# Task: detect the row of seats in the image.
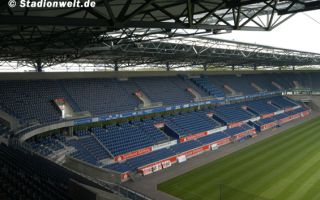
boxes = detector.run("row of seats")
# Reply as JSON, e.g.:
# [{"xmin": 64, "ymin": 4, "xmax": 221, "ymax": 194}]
[
  {"xmin": 191, "ymin": 77, "xmax": 225, "ymax": 97},
  {"xmin": 0, "ymin": 73, "xmax": 313, "ymax": 125},
  {"xmin": 165, "ymin": 111, "xmax": 221, "ymax": 136},
  {"xmin": 73, "ymin": 129, "xmax": 91, "ymax": 137},
  {"xmin": 60, "ymin": 79, "xmax": 140, "ymax": 116},
  {"xmin": 104, "ymin": 97, "xmax": 305, "ymax": 172},
  {"xmin": 0, "ymin": 144, "xmax": 109, "ymax": 200},
  {"xmin": 253, "ymin": 107, "xmax": 307, "ymax": 126},
  {"xmin": 92, "ymin": 121, "xmax": 168, "ymax": 156},
  {"xmin": 245, "ymin": 99, "xmax": 279, "ymax": 115},
  {"xmin": 104, "ymin": 106, "xmax": 307, "ymax": 174},
  {"xmin": 0, "ymin": 76, "xmax": 204, "ymax": 125},
  {"xmin": 224, "ymin": 124, "xmax": 253, "ymax": 136},
  {"xmin": 26, "ymin": 96, "xmax": 303, "ymax": 176},
  {"xmin": 28, "ymin": 96, "xmax": 299, "ymax": 160},
  {"xmin": 68, "ymin": 135, "xmax": 112, "ymax": 165},
  {"xmin": 0, "ymin": 80, "xmax": 63, "ymax": 124},
  {"xmin": 270, "ymin": 96, "xmax": 297, "ymax": 109},
  {"xmin": 31, "ymin": 97, "xmax": 296, "ymax": 162},
  {"xmin": 133, "ymin": 77, "xmax": 197, "ymax": 105},
  {"xmin": 212, "ymin": 104, "xmax": 254, "ymax": 124},
  {"xmin": 28, "ymin": 134, "xmax": 66, "ymax": 156},
  {"xmin": 104, "ymin": 124, "xmax": 255, "ymax": 173},
  {"xmin": 209, "ymin": 75, "xmax": 259, "ymax": 95},
  {"xmin": 205, "ymin": 96, "xmax": 297, "ymax": 124}
]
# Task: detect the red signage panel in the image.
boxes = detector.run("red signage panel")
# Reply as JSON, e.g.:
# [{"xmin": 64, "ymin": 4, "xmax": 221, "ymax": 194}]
[
  {"xmin": 114, "ymin": 146, "xmax": 152, "ymax": 161},
  {"xmin": 179, "ymin": 131, "xmax": 208, "ymax": 143}
]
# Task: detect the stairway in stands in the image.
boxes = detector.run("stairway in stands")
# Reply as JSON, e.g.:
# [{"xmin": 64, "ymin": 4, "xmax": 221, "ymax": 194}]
[
  {"xmin": 56, "ymin": 81, "xmax": 82, "ymax": 112},
  {"xmin": 191, "ymin": 76, "xmax": 225, "ymax": 98}
]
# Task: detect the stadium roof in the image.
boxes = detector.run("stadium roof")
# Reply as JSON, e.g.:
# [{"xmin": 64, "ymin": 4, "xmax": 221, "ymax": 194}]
[{"xmin": 1, "ymin": 0, "xmax": 320, "ymax": 71}]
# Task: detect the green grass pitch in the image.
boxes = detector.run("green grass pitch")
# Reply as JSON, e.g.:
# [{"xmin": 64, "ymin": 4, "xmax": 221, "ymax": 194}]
[{"xmin": 158, "ymin": 117, "xmax": 320, "ymax": 200}]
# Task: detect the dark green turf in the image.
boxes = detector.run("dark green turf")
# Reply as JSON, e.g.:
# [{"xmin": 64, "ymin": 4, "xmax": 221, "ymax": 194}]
[{"xmin": 158, "ymin": 117, "xmax": 320, "ymax": 200}]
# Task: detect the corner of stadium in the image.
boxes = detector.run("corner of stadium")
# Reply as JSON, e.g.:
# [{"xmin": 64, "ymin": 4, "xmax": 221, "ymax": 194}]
[{"xmin": 1, "ymin": 1, "xmax": 320, "ymax": 200}]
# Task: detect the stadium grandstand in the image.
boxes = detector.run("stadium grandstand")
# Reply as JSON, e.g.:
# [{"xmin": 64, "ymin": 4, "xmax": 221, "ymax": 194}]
[{"xmin": 1, "ymin": 1, "xmax": 320, "ymax": 200}]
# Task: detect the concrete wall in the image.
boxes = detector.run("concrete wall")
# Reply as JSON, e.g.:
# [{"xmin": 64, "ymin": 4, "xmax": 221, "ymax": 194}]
[
  {"xmin": 69, "ymin": 180, "xmax": 127, "ymax": 200},
  {"xmin": 64, "ymin": 156, "xmax": 122, "ymax": 184},
  {"xmin": 0, "ymin": 110, "xmax": 20, "ymax": 131},
  {"xmin": 19, "ymin": 120, "xmax": 75, "ymax": 142}
]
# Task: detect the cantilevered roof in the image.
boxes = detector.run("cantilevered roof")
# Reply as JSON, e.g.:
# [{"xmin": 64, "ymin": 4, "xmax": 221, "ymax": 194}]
[{"xmin": 1, "ymin": 0, "xmax": 320, "ymax": 69}]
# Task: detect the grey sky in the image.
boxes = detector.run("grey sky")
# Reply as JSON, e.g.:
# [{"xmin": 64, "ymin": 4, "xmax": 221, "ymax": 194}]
[{"xmin": 213, "ymin": 10, "xmax": 320, "ymax": 53}]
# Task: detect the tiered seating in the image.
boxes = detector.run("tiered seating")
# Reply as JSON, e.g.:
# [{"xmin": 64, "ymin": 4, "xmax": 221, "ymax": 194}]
[
  {"xmin": 29, "ymin": 143, "xmax": 53, "ymax": 156},
  {"xmin": 175, "ymin": 76, "xmax": 208, "ymax": 97},
  {"xmin": 241, "ymin": 74, "xmax": 278, "ymax": 92},
  {"xmin": 92, "ymin": 124, "xmax": 155, "ymax": 156},
  {"xmin": 286, "ymin": 107, "xmax": 307, "ymax": 115},
  {"xmin": 224, "ymin": 124, "xmax": 253, "ymax": 137},
  {"xmin": 0, "ymin": 144, "xmax": 106, "ymax": 200},
  {"xmin": 253, "ymin": 107, "xmax": 308, "ymax": 127},
  {"xmin": 197, "ymin": 132, "xmax": 229, "ymax": 145},
  {"xmin": 0, "ymin": 74, "xmax": 317, "ymax": 126},
  {"xmin": 0, "ymin": 80, "xmax": 63, "ymax": 124},
  {"xmin": 56, "ymin": 80, "xmax": 82, "ymax": 112},
  {"xmin": 133, "ymin": 77, "xmax": 195, "ymax": 105},
  {"xmin": 191, "ymin": 77, "xmax": 225, "ymax": 97},
  {"xmin": 60, "ymin": 78, "xmax": 139, "ymax": 116},
  {"xmin": 170, "ymin": 140, "xmax": 202, "ymax": 154},
  {"xmin": 68, "ymin": 135, "xmax": 111, "ymax": 165},
  {"xmin": 68, "ymin": 140, "xmax": 100, "ymax": 165},
  {"xmin": 212, "ymin": 104, "xmax": 254, "ymax": 124},
  {"xmin": 270, "ymin": 96, "xmax": 297, "ymax": 109},
  {"xmin": 165, "ymin": 112, "xmax": 220, "ymax": 136},
  {"xmin": 29, "ymin": 134, "xmax": 66, "ymax": 156},
  {"xmin": 246, "ymin": 99, "xmax": 279, "ymax": 115},
  {"xmin": 272, "ymin": 113, "xmax": 289, "ymax": 120},
  {"xmin": 104, "ymin": 131, "xmax": 232, "ymax": 173},
  {"xmin": 0, "ymin": 145, "xmax": 71, "ymax": 200},
  {"xmin": 104, "ymin": 119, "xmax": 292, "ymax": 173},
  {"xmin": 103, "ymin": 141, "xmax": 202, "ymax": 173},
  {"xmin": 209, "ymin": 75, "xmax": 256, "ymax": 95},
  {"xmin": 254, "ymin": 117, "xmax": 277, "ymax": 126},
  {"xmin": 132, "ymin": 121, "xmax": 168, "ymax": 143},
  {"xmin": 74, "ymin": 129, "xmax": 90, "ymax": 137},
  {"xmin": 272, "ymin": 74, "xmax": 294, "ymax": 89},
  {"xmin": 126, "ymin": 148, "xmax": 175, "ymax": 169}
]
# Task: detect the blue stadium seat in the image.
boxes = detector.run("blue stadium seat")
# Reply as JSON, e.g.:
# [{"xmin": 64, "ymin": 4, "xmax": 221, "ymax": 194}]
[
  {"xmin": 197, "ymin": 132, "xmax": 229, "ymax": 145},
  {"xmin": 212, "ymin": 104, "xmax": 254, "ymax": 124},
  {"xmin": 246, "ymin": 99, "xmax": 279, "ymax": 115},
  {"xmin": 270, "ymin": 96, "xmax": 297, "ymax": 109},
  {"xmin": 133, "ymin": 76, "xmax": 196, "ymax": 105},
  {"xmin": 191, "ymin": 77, "xmax": 225, "ymax": 98},
  {"xmin": 0, "ymin": 144, "xmax": 105, "ymax": 200},
  {"xmin": 165, "ymin": 111, "xmax": 221, "ymax": 136},
  {"xmin": 92, "ymin": 122, "xmax": 167, "ymax": 156}
]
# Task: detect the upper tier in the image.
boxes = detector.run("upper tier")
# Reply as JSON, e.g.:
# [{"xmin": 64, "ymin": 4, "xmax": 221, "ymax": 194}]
[{"xmin": 0, "ymin": 72, "xmax": 317, "ymax": 125}]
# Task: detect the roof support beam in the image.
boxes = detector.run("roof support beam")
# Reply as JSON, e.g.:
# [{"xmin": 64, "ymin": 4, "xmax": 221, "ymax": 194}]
[
  {"xmin": 187, "ymin": 0, "xmax": 194, "ymax": 27},
  {"xmin": 0, "ymin": 16, "xmax": 267, "ymax": 31},
  {"xmin": 122, "ymin": 0, "xmax": 154, "ymax": 23},
  {"xmin": 34, "ymin": 59, "xmax": 43, "ymax": 72}
]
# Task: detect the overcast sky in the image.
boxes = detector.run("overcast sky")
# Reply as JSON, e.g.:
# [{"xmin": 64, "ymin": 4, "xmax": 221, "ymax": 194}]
[{"xmin": 212, "ymin": 10, "xmax": 320, "ymax": 53}]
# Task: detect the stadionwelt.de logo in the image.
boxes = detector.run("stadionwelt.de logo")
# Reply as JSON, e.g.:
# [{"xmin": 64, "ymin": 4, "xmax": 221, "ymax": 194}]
[{"xmin": 8, "ymin": 0, "xmax": 96, "ymax": 8}]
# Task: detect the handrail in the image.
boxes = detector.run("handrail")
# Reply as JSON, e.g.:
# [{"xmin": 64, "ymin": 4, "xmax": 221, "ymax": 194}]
[{"xmin": 15, "ymin": 91, "xmax": 282, "ymax": 142}]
